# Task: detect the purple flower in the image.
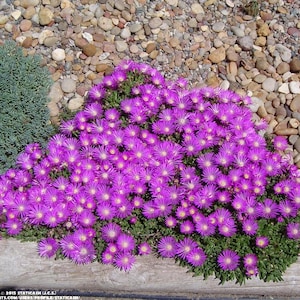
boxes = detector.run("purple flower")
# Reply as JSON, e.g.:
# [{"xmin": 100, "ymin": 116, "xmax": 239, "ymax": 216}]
[
  {"xmin": 69, "ymin": 242, "xmax": 96, "ymax": 264},
  {"xmin": 88, "ymin": 85, "xmax": 106, "ymax": 102},
  {"xmin": 116, "ymin": 233, "xmax": 135, "ymax": 252},
  {"xmin": 102, "ymin": 250, "xmax": 114, "ymax": 265},
  {"xmin": 38, "ymin": 238, "xmax": 59, "ymax": 258},
  {"xmin": 176, "ymin": 238, "xmax": 198, "ymax": 259},
  {"xmin": 218, "ymin": 249, "xmax": 240, "ymax": 271},
  {"xmin": 256, "ymin": 236, "xmax": 269, "ymax": 248},
  {"xmin": 195, "ymin": 217, "xmax": 216, "ymax": 237},
  {"xmin": 180, "ymin": 220, "xmax": 195, "ymax": 235},
  {"xmin": 287, "ymin": 223, "xmax": 300, "ymax": 240},
  {"xmin": 278, "ymin": 200, "xmax": 297, "ymax": 218},
  {"xmin": 73, "ymin": 228, "xmax": 95, "ymax": 244},
  {"xmin": 114, "ymin": 252, "xmax": 135, "ymax": 272},
  {"xmin": 246, "ymin": 266, "xmax": 259, "ymax": 277},
  {"xmin": 138, "ymin": 242, "xmax": 152, "ymax": 255},
  {"xmin": 101, "ymin": 223, "xmax": 121, "ymax": 242},
  {"xmin": 5, "ymin": 219, "xmax": 23, "ymax": 235},
  {"xmin": 157, "ymin": 236, "xmax": 177, "ymax": 258},
  {"xmin": 257, "ymin": 198, "xmax": 278, "ymax": 219},
  {"xmin": 165, "ymin": 216, "xmax": 177, "ymax": 228},
  {"xmin": 242, "ymin": 219, "xmax": 258, "ymax": 236},
  {"xmin": 273, "ymin": 136, "xmax": 288, "ymax": 151},
  {"xmin": 243, "ymin": 253, "xmax": 258, "ymax": 268},
  {"xmin": 27, "ymin": 204, "xmax": 46, "ymax": 225},
  {"xmin": 186, "ymin": 248, "xmax": 207, "ymax": 267},
  {"xmin": 77, "ymin": 209, "xmax": 96, "ymax": 227},
  {"xmin": 219, "ymin": 219, "xmax": 237, "ymax": 237},
  {"xmin": 96, "ymin": 202, "xmax": 116, "ymax": 221}
]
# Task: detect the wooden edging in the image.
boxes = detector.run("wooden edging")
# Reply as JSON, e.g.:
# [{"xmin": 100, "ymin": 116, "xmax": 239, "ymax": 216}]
[{"xmin": 0, "ymin": 239, "xmax": 300, "ymax": 298}]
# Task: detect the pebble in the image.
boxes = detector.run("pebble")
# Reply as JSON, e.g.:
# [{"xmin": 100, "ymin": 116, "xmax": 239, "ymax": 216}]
[
  {"xmin": 208, "ymin": 47, "xmax": 226, "ymax": 63},
  {"xmin": 238, "ymin": 36, "xmax": 253, "ymax": 51},
  {"xmin": 20, "ymin": 0, "xmax": 39, "ymax": 8},
  {"xmin": 290, "ymin": 96, "xmax": 300, "ymax": 112},
  {"xmin": 48, "ymin": 82, "xmax": 64, "ymax": 104},
  {"xmin": 212, "ymin": 22, "xmax": 225, "ymax": 33},
  {"xmin": 191, "ymin": 3, "xmax": 204, "ymax": 14},
  {"xmin": 278, "ymin": 83, "xmax": 290, "ymax": 94},
  {"xmin": 275, "ymin": 44, "xmax": 292, "ymax": 62},
  {"xmin": 149, "ymin": 17, "xmax": 163, "ymax": 29},
  {"xmin": 294, "ymin": 138, "xmax": 300, "ymax": 153},
  {"xmin": 61, "ymin": 78, "xmax": 76, "ymax": 93},
  {"xmin": 262, "ymin": 78, "xmax": 277, "ymax": 92},
  {"xmin": 98, "ymin": 17, "xmax": 113, "ymax": 31},
  {"xmin": 290, "ymin": 57, "xmax": 300, "ymax": 73},
  {"xmin": 38, "ymin": 7, "xmax": 54, "ymax": 26},
  {"xmin": 68, "ymin": 96, "xmax": 85, "ymax": 111},
  {"xmin": 19, "ymin": 19, "xmax": 32, "ymax": 31},
  {"xmin": 82, "ymin": 44, "xmax": 97, "ymax": 57},
  {"xmin": 115, "ymin": 40, "xmax": 128, "ymax": 52},
  {"xmin": 289, "ymin": 82, "xmax": 300, "ymax": 94},
  {"xmin": 52, "ymin": 48, "xmax": 66, "ymax": 61}
]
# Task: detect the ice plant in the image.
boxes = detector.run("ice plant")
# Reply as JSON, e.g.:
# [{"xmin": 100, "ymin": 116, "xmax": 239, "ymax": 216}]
[{"xmin": 0, "ymin": 60, "xmax": 299, "ymax": 284}]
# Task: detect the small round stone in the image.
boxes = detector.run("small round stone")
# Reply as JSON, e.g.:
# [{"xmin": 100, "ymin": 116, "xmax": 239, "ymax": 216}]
[
  {"xmin": 61, "ymin": 78, "xmax": 77, "ymax": 93},
  {"xmin": 68, "ymin": 96, "xmax": 84, "ymax": 111},
  {"xmin": 262, "ymin": 77, "xmax": 277, "ymax": 92},
  {"xmin": 52, "ymin": 48, "xmax": 66, "ymax": 61}
]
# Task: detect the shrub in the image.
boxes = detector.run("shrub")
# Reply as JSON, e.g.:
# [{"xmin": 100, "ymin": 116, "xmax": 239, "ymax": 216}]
[
  {"xmin": 0, "ymin": 40, "xmax": 54, "ymax": 174},
  {"xmin": 0, "ymin": 60, "xmax": 299, "ymax": 284}
]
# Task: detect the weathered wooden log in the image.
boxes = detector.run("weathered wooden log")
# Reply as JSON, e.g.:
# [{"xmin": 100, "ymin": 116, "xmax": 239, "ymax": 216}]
[{"xmin": 0, "ymin": 239, "xmax": 300, "ymax": 298}]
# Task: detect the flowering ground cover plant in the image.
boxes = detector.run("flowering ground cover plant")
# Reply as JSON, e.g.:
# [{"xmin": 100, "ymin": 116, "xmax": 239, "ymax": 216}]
[{"xmin": 0, "ymin": 60, "xmax": 300, "ymax": 284}]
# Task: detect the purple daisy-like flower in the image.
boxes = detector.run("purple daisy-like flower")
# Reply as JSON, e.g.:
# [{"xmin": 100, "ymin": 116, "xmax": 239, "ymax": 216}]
[
  {"xmin": 101, "ymin": 223, "xmax": 121, "ymax": 242},
  {"xmin": 186, "ymin": 248, "xmax": 207, "ymax": 267},
  {"xmin": 73, "ymin": 228, "xmax": 95, "ymax": 244},
  {"xmin": 138, "ymin": 242, "xmax": 152, "ymax": 255},
  {"xmin": 60, "ymin": 235, "xmax": 77, "ymax": 258},
  {"xmin": 116, "ymin": 233, "xmax": 135, "ymax": 252},
  {"xmin": 88, "ymin": 85, "xmax": 106, "ymax": 102},
  {"xmin": 175, "ymin": 206, "xmax": 188, "ymax": 220},
  {"xmin": 273, "ymin": 136, "xmax": 288, "ymax": 151},
  {"xmin": 165, "ymin": 216, "xmax": 177, "ymax": 228},
  {"xmin": 278, "ymin": 200, "xmax": 297, "ymax": 218},
  {"xmin": 180, "ymin": 220, "xmax": 195, "ymax": 235},
  {"xmin": 77, "ymin": 209, "xmax": 96, "ymax": 227},
  {"xmin": 176, "ymin": 238, "xmax": 198, "ymax": 259},
  {"xmin": 69, "ymin": 241, "xmax": 96, "ymax": 264},
  {"xmin": 114, "ymin": 252, "xmax": 136, "ymax": 272},
  {"xmin": 256, "ymin": 236, "xmax": 269, "ymax": 248},
  {"xmin": 242, "ymin": 219, "xmax": 258, "ymax": 236},
  {"xmin": 38, "ymin": 238, "xmax": 59, "ymax": 258},
  {"xmin": 195, "ymin": 217, "xmax": 216, "ymax": 237},
  {"xmin": 96, "ymin": 202, "xmax": 116, "ymax": 221},
  {"xmin": 27, "ymin": 204, "xmax": 46, "ymax": 225},
  {"xmin": 218, "ymin": 249, "xmax": 240, "ymax": 271},
  {"xmin": 44, "ymin": 210, "xmax": 59, "ymax": 228},
  {"xmin": 5, "ymin": 219, "xmax": 23, "ymax": 235},
  {"xmin": 115, "ymin": 200, "xmax": 133, "ymax": 219},
  {"xmin": 102, "ymin": 250, "xmax": 114, "ymax": 265},
  {"xmin": 246, "ymin": 266, "xmax": 259, "ymax": 277},
  {"xmin": 157, "ymin": 236, "xmax": 177, "ymax": 258},
  {"xmin": 287, "ymin": 223, "xmax": 300, "ymax": 239},
  {"xmin": 219, "ymin": 219, "xmax": 237, "ymax": 237},
  {"xmin": 257, "ymin": 198, "xmax": 278, "ymax": 219},
  {"xmin": 243, "ymin": 253, "xmax": 258, "ymax": 268}
]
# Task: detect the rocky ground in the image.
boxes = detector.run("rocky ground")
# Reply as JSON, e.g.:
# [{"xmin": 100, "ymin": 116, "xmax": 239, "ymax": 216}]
[{"xmin": 0, "ymin": 0, "xmax": 300, "ymax": 167}]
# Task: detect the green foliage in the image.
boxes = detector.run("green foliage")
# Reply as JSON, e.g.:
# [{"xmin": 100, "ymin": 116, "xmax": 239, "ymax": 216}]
[{"xmin": 0, "ymin": 40, "xmax": 54, "ymax": 174}]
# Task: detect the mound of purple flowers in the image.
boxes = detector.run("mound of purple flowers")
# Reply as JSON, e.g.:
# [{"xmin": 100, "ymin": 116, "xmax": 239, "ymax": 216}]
[{"xmin": 0, "ymin": 60, "xmax": 299, "ymax": 283}]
